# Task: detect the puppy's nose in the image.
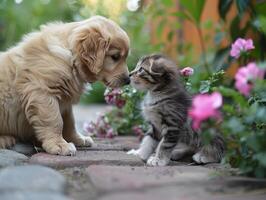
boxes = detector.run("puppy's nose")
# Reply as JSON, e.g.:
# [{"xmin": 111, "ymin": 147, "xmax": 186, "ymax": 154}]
[{"xmin": 123, "ymin": 76, "xmax": 130, "ymax": 85}]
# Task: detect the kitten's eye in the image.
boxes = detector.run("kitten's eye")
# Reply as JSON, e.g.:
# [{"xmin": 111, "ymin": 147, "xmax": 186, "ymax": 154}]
[
  {"xmin": 138, "ymin": 67, "xmax": 144, "ymax": 73},
  {"xmin": 111, "ymin": 54, "xmax": 121, "ymax": 62}
]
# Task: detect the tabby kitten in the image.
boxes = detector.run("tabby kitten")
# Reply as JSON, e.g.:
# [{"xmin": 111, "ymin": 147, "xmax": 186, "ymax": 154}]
[{"xmin": 127, "ymin": 54, "xmax": 225, "ymax": 166}]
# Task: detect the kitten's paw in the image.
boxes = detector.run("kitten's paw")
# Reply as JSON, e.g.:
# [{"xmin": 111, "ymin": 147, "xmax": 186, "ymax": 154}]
[
  {"xmin": 147, "ymin": 155, "xmax": 169, "ymax": 166},
  {"xmin": 192, "ymin": 152, "xmax": 216, "ymax": 164},
  {"xmin": 127, "ymin": 149, "xmax": 149, "ymax": 161},
  {"xmin": 127, "ymin": 149, "xmax": 138, "ymax": 155}
]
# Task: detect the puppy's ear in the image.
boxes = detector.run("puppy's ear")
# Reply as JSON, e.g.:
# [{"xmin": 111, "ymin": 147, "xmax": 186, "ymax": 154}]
[{"xmin": 74, "ymin": 28, "xmax": 110, "ymax": 74}]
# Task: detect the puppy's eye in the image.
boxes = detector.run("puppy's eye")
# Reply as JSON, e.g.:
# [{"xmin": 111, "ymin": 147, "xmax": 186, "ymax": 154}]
[{"xmin": 111, "ymin": 54, "xmax": 121, "ymax": 62}]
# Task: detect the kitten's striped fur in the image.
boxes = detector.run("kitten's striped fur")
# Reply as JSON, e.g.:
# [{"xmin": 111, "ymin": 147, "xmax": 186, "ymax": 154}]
[{"xmin": 127, "ymin": 54, "xmax": 225, "ymax": 166}]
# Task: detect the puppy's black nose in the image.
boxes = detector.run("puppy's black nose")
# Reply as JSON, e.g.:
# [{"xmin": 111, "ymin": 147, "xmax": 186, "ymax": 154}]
[{"xmin": 124, "ymin": 77, "xmax": 130, "ymax": 85}]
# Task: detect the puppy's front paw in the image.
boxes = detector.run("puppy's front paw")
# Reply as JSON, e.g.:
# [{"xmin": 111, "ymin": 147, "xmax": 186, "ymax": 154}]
[
  {"xmin": 147, "ymin": 155, "xmax": 169, "ymax": 167},
  {"xmin": 43, "ymin": 141, "xmax": 76, "ymax": 156},
  {"xmin": 76, "ymin": 135, "xmax": 94, "ymax": 147},
  {"xmin": 69, "ymin": 133, "xmax": 94, "ymax": 147}
]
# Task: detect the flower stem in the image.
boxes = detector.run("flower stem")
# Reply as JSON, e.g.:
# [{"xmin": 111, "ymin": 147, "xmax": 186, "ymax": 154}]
[{"xmin": 196, "ymin": 25, "xmax": 211, "ymax": 75}]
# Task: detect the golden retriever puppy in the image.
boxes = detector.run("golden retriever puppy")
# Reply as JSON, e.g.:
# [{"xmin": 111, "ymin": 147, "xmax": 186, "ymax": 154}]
[{"xmin": 0, "ymin": 16, "xmax": 130, "ymax": 155}]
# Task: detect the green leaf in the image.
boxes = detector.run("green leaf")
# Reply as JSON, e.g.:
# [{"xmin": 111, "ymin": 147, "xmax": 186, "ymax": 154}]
[
  {"xmin": 179, "ymin": 0, "xmax": 206, "ymax": 25},
  {"xmin": 253, "ymin": 16, "xmax": 266, "ymax": 34},
  {"xmin": 199, "ymin": 80, "xmax": 211, "ymax": 93},
  {"xmin": 254, "ymin": 1, "xmax": 266, "ymax": 17},
  {"xmin": 217, "ymin": 86, "xmax": 248, "ymax": 108},
  {"xmin": 156, "ymin": 19, "xmax": 166, "ymax": 38},
  {"xmin": 253, "ymin": 153, "xmax": 266, "ymax": 167},
  {"xmin": 167, "ymin": 31, "xmax": 174, "ymax": 41},
  {"xmin": 235, "ymin": 0, "xmax": 250, "ymax": 16},
  {"xmin": 227, "ymin": 117, "xmax": 245, "ymax": 134},
  {"xmin": 212, "ymin": 47, "xmax": 230, "ymax": 71},
  {"xmin": 214, "ymin": 31, "xmax": 226, "ymax": 45},
  {"xmin": 246, "ymin": 135, "xmax": 261, "ymax": 152},
  {"xmin": 202, "ymin": 19, "xmax": 213, "ymax": 29},
  {"xmin": 230, "ymin": 16, "xmax": 241, "ymax": 40},
  {"xmin": 162, "ymin": 0, "xmax": 173, "ymax": 7},
  {"xmin": 218, "ymin": 0, "xmax": 233, "ymax": 20}
]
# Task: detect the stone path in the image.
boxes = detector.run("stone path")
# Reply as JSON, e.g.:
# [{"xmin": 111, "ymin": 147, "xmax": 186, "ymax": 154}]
[{"xmin": 0, "ymin": 105, "xmax": 266, "ymax": 200}]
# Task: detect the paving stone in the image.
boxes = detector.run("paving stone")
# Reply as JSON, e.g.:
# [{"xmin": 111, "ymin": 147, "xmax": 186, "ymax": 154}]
[
  {"xmin": 11, "ymin": 143, "xmax": 37, "ymax": 156},
  {"xmin": 98, "ymin": 185, "xmax": 266, "ymax": 200},
  {"xmin": 78, "ymin": 136, "xmax": 139, "ymax": 151},
  {"xmin": 0, "ymin": 192, "xmax": 71, "ymax": 200},
  {"xmin": 0, "ymin": 149, "xmax": 28, "ymax": 168},
  {"xmin": 86, "ymin": 165, "xmax": 214, "ymax": 191},
  {"xmin": 0, "ymin": 165, "xmax": 66, "ymax": 193},
  {"xmin": 29, "ymin": 151, "xmax": 143, "ymax": 168}
]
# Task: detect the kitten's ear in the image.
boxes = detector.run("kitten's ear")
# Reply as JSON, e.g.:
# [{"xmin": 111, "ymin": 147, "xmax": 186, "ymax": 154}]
[
  {"xmin": 149, "ymin": 61, "xmax": 166, "ymax": 76},
  {"xmin": 151, "ymin": 62, "xmax": 179, "ymax": 80}
]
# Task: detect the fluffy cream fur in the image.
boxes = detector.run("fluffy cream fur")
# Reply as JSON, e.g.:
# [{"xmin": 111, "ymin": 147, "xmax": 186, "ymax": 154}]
[{"xmin": 0, "ymin": 16, "xmax": 130, "ymax": 155}]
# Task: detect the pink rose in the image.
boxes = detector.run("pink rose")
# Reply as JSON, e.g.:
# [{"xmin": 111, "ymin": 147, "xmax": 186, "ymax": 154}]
[
  {"xmin": 235, "ymin": 62, "xmax": 265, "ymax": 96},
  {"xmin": 180, "ymin": 67, "xmax": 194, "ymax": 77},
  {"xmin": 189, "ymin": 92, "xmax": 223, "ymax": 130},
  {"xmin": 104, "ymin": 88, "xmax": 126, "ymax": 108},
  {"xmin": 230, "ymin": 38, "xmax": 254, "ymax": 58},
  {"xmin": 106, "ymin": 128, "xmax": 115, "ymax": 138}
]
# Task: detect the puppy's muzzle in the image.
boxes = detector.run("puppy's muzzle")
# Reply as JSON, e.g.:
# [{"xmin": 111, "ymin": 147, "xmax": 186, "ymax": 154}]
[{"xmin": 122, "ymin": 76, "xmax": 130, "ymax": 85}]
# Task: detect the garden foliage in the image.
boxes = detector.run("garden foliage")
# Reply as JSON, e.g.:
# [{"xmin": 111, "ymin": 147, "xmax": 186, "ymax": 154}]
[{"xmin": 84, "ymin": 0, "xmax": 266, "ymax": 178}]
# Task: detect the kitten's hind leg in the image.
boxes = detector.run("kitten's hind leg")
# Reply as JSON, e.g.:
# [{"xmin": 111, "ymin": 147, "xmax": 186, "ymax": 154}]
[
  {"xmin": 192, "ymin": 135, "xmax": 225, "ymax": 164},
  {"xmin": 127, "ymin": 135, "xmax": 158, "ymax": 161},
  {"xmin": 171, "ymin": 144, "xmax": 194, "ymax": 161},
  {"xmin": 147, "ymin": 127, "xmax": 179, "ymax": 166}
]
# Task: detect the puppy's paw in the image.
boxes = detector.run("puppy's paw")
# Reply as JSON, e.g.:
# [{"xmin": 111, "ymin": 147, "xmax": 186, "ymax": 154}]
[
  {"xmin": 43, "ymin": 141, "xmax": 76, "ymax": 156},
  {"xmin": 192, "ymin": 152, "xmax": 215, "ymax": 164},
  {"xmin": 0, "ymin": 136, "xmax": 16, "ymax": 149},
  {"xmin": 68, "ymin": 133, "xmax": 94, "ymax": 147},
  {"xmin": 147, "ymin": 155, "xmax": 169, "ymax": 167},
  {"xmin": 74, "ymin": 135, "xmax": 94, "ymax": 147}
]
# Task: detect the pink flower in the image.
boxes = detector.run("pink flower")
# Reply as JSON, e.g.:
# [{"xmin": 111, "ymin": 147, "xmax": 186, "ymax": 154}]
[
  {"xmin": 104, "ymin": 88, "xmax": 126, "ymax": 108},
  {"xmin": 83, "ymin": 121, "xmax": 96, "ymax": 135},
  {"xmin": 189, "ymin": 92, "xmax": 223, "ymax": 130},
  {"xmin": 83, "ymin": 114, "xmax": 117, "ymax": 138},
  {"xmin": 235, "ymin": 62, "xmax": 265, "ymax": 96},
  {"xmin": 180, "ymin": 67, "xmax": 194, "ymax": 76},
  {"xmin": 106, "ymin": 128, "xmax": 116, "ymax": 138},
  {"xmin": 230, "ymin": 38, "xmax": 254, "ymax": 58}
]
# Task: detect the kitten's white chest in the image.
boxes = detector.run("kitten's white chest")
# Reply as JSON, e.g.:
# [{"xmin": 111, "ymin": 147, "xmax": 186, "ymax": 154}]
[{"xmin": 142, "ymin": 94, "xmax": 162, "ymax": 131}]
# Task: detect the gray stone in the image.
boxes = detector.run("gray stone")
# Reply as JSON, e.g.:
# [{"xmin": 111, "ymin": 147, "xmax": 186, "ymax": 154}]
[
  {"xmin": 0, "ymin": 149, "xmax": 28, "ymax": 168},
  {"xmin": 98, "ymin": 185, "xmax": 266, "ymax": 200},
  {"xmin": 29, "ymin": 151, "xmax": 143, "ymax": 168},
  {"xmin": 11, "ymin": 143, "xmax": 37, "ymax": 156},
  {"xmin": 0, "ymin": 165, "xmax": 66, "ymax": 193},
  {"xmin": 0, "ymin": 192, "xmax": 71, "ymax": 200},
  {"xmin": 86, "ymin": 165, "xmax": 214, "ymax": 191}
]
